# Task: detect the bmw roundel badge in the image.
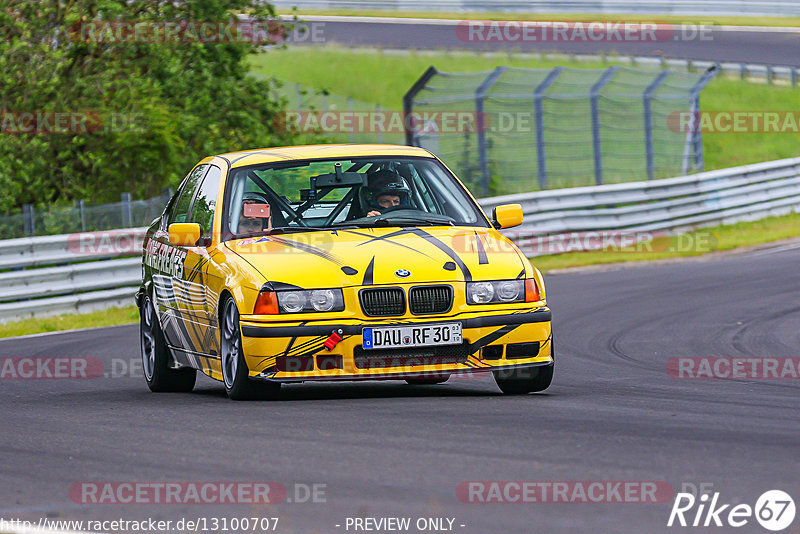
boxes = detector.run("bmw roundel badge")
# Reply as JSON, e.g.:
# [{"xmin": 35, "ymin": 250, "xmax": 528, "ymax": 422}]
[{"xmin": 395, "ymin": 269, "xmax": 411, "ymax": 278}]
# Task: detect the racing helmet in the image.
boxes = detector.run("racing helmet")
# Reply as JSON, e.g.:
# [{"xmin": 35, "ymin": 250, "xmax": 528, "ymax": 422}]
[{"xmin": 366, "ymin": 169, "xmax": 411, "ymax": 210}]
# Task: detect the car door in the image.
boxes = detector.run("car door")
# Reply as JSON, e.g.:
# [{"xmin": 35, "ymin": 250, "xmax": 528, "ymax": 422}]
[
  {"xmin": 182, "ymin": 164, "xmax": 222, "ymax": 364},
  {"xmin": 151, "ymin": 163, "xmax": 208, "ymax": 368}
]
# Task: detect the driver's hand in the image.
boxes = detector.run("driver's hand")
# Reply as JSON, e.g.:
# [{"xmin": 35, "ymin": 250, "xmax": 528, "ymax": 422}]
[{"xmin": 367, "ymin": 210, "xmax": 380, "ymax": 217}]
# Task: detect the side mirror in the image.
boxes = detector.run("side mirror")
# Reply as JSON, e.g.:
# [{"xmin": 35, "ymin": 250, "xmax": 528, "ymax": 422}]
[
  {"xmin": 168, "ymin": 223, "xmax": 202, "ymax": 247},
  {"xmin": 492, "ymin": 204, "xmax": 523, "ymax": 229}
]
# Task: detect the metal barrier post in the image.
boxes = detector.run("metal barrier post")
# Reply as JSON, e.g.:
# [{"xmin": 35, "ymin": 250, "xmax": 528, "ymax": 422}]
[
  {"xmin": 534, "ymin": 67, "xmax": 563, "ymax": 189},
  {"xmin": 684, "ymin": 65, "xmax": 719, "ymax": 173},
  {"xmin": 121, "ymin": 193, "xmax": 133, "ymax": 228},
  {"xmin": 348, "ymin": 97, "xmax": 355, "ymax": 143},
  {"xmin": 76, "ymin": 200, "xmax": 86, "ymax": 231},
  {"xmin": 295, "ymin": 83, "xmax": 302, "ymax": 110},
  {"xmin": 590, "ymin": 66, "xmax": 619, "ymax": 185},
  {"xmin": 23, "ymin": 204, "xmax": 35, "ymax": 236},
  {"xmin": 643, "ymin": 71, "xmax": 670, "ymax": 180},
  {"xmin": 403, "ymin": 66, "xmax": 439, "ymax": 146},
  {"xmin": 376, "ymin": 104, "xmax": 383, "ymax": 143},
  {"xmin": 475, "ymin": 66, "xmax": 507, "ymax": 197}
]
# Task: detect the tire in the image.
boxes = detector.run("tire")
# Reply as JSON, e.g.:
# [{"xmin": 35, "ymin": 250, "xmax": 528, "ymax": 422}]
[
  {"xmin": 405, "ymin": 376, "xmax": 450, "ymax": 385},
  {"xmin": 220, "ymin": 298, "xmax": 281, "ymax": 401},
  {"xmin": 493, "ymin": 364, "xmax": 553, "ymax": 395},
  {"xmin": 140, "ymin": 294, "xmax": 196, "ymax": 393}
]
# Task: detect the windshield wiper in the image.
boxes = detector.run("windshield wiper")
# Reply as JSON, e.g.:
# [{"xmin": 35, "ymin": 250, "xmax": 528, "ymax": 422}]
[
  {"xmin": 374, "ymin": 216, "xmax": 455, "ymax": 227},
  {"xmin": 267, "ymin": 227, "xmax": 326, "ymax": 235}
]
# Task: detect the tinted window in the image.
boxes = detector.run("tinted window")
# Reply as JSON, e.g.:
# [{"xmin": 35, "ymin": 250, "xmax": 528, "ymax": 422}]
[
  {"xmin": 169, "ymin": 164, "xmax": 207, "ymax": 225},
  {"xmin": 223, "ymin": 157, "xmax": 487, "ymax": 238},
  {"xmin": 189, "ymin": 165, "xmax": 221, "ymax": 237}
]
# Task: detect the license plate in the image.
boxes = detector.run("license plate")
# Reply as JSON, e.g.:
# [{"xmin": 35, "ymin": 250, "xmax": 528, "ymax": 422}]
[{"xmin": 362, "ymin": 323, "xmax": 462, "ymax": 350}]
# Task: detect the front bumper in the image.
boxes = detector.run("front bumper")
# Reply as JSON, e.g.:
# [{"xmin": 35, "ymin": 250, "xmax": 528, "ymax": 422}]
[{"xmin": 239, "ymin": 307, "xmax": 552, "ymax": 382}]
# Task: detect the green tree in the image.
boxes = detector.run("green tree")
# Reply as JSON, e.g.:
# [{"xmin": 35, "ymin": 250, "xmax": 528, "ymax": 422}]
[{"xmin": 0, "ymin": 0, "xmax": 306, "ymax": 212}]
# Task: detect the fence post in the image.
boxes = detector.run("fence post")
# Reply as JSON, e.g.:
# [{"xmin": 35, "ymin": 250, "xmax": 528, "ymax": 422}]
[
  {"xmin": 475, "ymin": 66, "xmax": 507, "ymax": 197},
  {"xmin": 590, "ymin": 66, "xmax": 619, "ymax": 186},
  {"xmin": 76, "ymin": 199, "xmax": 86, "ymax": 232},
  {"xmin": 766, "ymin": 65, "xmax": 774, "ymax": 85},
  {"xmin": 121, "ymin": 192, "xmax": 132, "ymax": 228},
  {"xmin": 23, "ymin": 204, "xmax": 35, "ymax": 236},
  {"xmin": 533, "ymin": 67, "xmax": 564, "ymax": 190},
  {"xmin": 295, "ymin": 83, "xmax": 302, "ymax": 111},
  {"xmin": 643, "ymin": 71, "xmax": 670, "ymax": 180},
  {"xmin": 376, "ymin": 104, "xmax": 383, "ymax": 143},
  {"xmin": 792, "ymin": 67, "xmax": 798, "ymax": 87},
  {"xmin": 683, "ymin": 65, "xmax": 719, "ymax": 174},
  {"xmin": 403, "ymin": 66, "xmax": 438, "ymax": 146},
  {"xmin": 348, "ymin": 97, "xmax": 355, "ymax": 143}
]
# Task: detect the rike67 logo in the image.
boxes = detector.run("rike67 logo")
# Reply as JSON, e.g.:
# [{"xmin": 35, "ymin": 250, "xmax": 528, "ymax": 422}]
[{"xmin": 668, "ymin": 489, "xmax": 795, "ymax": 531}]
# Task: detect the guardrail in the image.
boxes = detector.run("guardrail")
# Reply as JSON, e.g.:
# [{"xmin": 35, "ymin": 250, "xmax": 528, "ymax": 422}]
[
  {"xmin": 2, "ymin": 157, "xmax": 800, "ymax": 322},
  {"xmin": 479, "ymin": 157, "xmax": 800, "ymax": 256},
  {"xmin": 0, "ymin": 228, "xmax": 146, "ymax": 322},
  {"xmin": 273, "ymin": 0, "xmax": 800, "ymax": 17}
]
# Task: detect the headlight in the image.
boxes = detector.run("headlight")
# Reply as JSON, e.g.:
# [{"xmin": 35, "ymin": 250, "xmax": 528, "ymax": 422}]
[
  {"xmin": 467, "ymin": 280, "xmax": 529, "ymax": 305},
  {"xmin": 273, "ymin": 288, "xmax": 344, "ymax": 314},
  {"xmin": 467, "ymin": 282, "xmax": 495, "ymax": 304},
  {"xmin": 278, "ymin": 291, "xmax": 306, "ymax": 313},
  {"xmin": 310, "ymin": 289, "xmax": 337, "ymax": 312}
]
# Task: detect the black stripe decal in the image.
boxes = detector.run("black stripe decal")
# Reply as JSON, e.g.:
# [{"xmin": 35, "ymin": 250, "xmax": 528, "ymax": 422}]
[
  {"xmin": 475, "ymin": 231, "xmax": 489, "ymax": 265},
  {"xmin": 517, "ymin": 268, "xmax": 526, "ymax": 279},
  {"xmin": 408, "ymin": 228, "xmax": 472, "ymax": 281},
  {"xmin": 268, "ymin": 236, "xmax": 345, "ymax": 267},
  {"xmin": 362, "ymin": 256, "xmax": 376, "ymax": 286},
  {"xmin": 350, "ymin": 229, "xmax": 435, "ymax": 258},
  {"xmin": 468, "ymin": 324, "xmax": 520, "ymax": 354}
]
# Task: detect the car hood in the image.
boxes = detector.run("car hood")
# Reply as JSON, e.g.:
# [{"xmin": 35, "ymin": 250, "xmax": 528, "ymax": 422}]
[{"xmin": 226, "ymin": 226, "xmax": 526, "ymax": 288}]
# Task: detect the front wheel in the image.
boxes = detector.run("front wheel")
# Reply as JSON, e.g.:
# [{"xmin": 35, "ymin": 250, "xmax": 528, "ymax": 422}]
[
  {"xmin": 493, "ymin": 364, "xmax": 553, "ymax": 395},
  {"xmin": 140, "ymin": 295, "xmax": 196, "ymax": 393},
  {"xmin": 220, "ymin": 298, "xmax": 280, "ymax": 401}
]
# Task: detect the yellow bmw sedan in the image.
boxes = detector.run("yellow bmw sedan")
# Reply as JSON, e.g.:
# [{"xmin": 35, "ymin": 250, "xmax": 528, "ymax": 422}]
[{"xmin": 136, "ymin": 144, "xmax": 553, "ymax": 400}]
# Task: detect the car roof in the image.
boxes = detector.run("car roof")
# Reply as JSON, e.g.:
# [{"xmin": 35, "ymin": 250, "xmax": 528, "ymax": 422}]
[{"xmin": 217, "ymin": 144, "xmax": 435, "ymax": 169}]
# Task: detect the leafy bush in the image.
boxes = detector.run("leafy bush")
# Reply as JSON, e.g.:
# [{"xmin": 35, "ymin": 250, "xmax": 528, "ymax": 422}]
[{"xmin": 0, "ymin": 0, "xmax": 311, "ymax": 212}]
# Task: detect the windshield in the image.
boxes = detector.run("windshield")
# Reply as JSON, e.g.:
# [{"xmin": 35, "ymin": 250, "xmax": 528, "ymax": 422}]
[{"xmin": 223, "ymin": 157, "xmax": 488, "ymax": 238}]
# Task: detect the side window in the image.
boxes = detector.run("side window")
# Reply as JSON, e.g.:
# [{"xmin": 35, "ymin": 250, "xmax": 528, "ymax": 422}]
[
  {"xmin": 169, "ymin": 164, "xmax": 208, "ymax": 225},
  {"xmin": 189, "ymin": 165, "xmax": 221, "ymax": 238}
]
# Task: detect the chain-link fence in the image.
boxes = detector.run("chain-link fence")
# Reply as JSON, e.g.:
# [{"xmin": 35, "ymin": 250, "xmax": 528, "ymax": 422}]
[
  {"xmin": 0, "ymin": 193, "xmax": 170, "ymax": 238},
  {"xmin": 404, "ymin": 65, "xmax": 716, "ymax": 196},
  {"xmin": 279, "ymin": 82, "xmax": 406, "ymax": 145}
]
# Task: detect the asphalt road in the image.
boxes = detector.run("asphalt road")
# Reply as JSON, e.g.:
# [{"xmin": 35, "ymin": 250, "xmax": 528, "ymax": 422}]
[
  {"xmin": 293, "ymin": 17, "xmax": 800, "ymax": 66},
  {"xmin": 1, "ymin": 245, "xmax": 799, "ymax": 533}
]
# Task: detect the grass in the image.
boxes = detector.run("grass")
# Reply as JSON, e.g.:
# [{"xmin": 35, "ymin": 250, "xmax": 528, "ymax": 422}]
[
  {"xmin": 250, "ymin": 46, "xmax": 800, "ymax": 176},
  {"xmin": 280, "ymin": 9, "xmax": 800, "ymax": 27},
  {"xmin": 0, "ymin": 305, "xmax": 139, "ymax": 339},
  {"xmin": 531, "ymin": 211, "xmax": 800, "ymax": 273}
]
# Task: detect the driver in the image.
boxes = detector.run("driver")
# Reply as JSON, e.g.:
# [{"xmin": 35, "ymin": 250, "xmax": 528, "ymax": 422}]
[
  {"xmin": 365, "ymin": 169, "xmax": 410, "ymax": 217},
  {"xmin": 367, "ymin": 192, "xmax": 401, "ymax": 217},
  {"xmin": 238, "ymin": 194, "xmax": 272, "ymax": 234}
]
